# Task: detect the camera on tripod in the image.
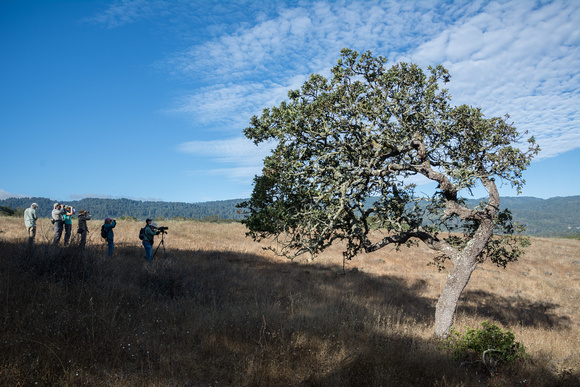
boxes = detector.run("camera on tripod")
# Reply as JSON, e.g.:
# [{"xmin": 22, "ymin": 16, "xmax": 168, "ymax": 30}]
[{"xmin": 157, "ymin": 226, "xmax": 169, "ymax": 233}]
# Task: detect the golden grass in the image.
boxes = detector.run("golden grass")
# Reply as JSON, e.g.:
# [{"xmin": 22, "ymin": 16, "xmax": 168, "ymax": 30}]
[{"xmin": 0, "ymin": 216, "xmax": 578, "ymax": 386}]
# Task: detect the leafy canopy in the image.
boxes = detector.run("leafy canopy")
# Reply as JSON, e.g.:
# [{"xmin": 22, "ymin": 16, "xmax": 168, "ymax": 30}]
[{"xmin": 241, "ymin": 49, "xmax": 539, "ymax": 261}]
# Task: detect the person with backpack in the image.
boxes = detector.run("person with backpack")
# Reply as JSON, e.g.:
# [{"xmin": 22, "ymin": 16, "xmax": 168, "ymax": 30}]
[
  {"xmin": 102, "ymin": 218, "xmax": 116, "ymax": 257},
  {"xmin": 141, "ymin": 219, "xmax": 160, "ymax": 261}
]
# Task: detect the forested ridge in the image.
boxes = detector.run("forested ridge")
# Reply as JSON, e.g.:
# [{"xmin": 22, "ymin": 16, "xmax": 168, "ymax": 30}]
[
  {"xmin": 0, "ymin": 197, "xmax": 246, "ymax": 222},
  {"xmin": 1, "ymin": 195, "xmax": 579, "ymax": 236}
]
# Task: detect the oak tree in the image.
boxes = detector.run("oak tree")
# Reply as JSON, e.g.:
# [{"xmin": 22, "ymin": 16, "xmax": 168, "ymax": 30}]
[{"xmin": 240, "ymin": 49, "xmax": 539, "ymax": 338}]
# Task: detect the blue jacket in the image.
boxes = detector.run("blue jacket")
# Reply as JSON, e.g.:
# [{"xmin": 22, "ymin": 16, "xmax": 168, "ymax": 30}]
[{"xmin": 104, "ymin": 220, "xmax": 116, "ymax": 241}]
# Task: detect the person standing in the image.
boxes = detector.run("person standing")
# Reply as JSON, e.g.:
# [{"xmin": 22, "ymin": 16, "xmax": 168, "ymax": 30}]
[
  {"xmin": 51, "ymin": 203, "xmax": 66, "ymax": 245},
  {"xmin": 142, "ymin": 220, "xmax": 160, "ymax": 261},
  {"xmin": 63, "ymin": 206, "xmax": 74, "ymax": 245},
  {"xmin": 23, "ymin": 203, "xmax": 38, "ymax": 244},
  {"xmin": 77, "ymin": 209, "xmax": 91, "ymax": 248},
  {"xmin": 103, "ymin": 218, "xmax": 116, "ymax": 257}
]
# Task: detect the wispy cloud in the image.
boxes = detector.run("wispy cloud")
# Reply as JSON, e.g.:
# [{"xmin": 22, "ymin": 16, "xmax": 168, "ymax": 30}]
[
  {"xmin": 94, "ymin": 0, "xmax": 580, "ymax": 174},
  {"xmin": 0, "ymin": 189, "xmax": 25, "ymax": 200},
  {"xmin": 178, "ymin": 137, "xmax": 271, "ymax": 164},
  {"xmin": 163, "ymin": 1, "xmax": 452, "ymax": 84},
  {"xmin": 169, "ymin": 76, "xmax": 307, "ymax": 131},
  {"xmin": 83, "ymin": 0, "xmax": 163, "ymax": 29},
  {"xmin": 69, "ymin": 193, "xmax": 163, "ymax": 202},
  {"xmin": 409, "ymin": 0, "xmax": 580, "ymax": 159},
  {"xmin": 69, "ymin": 193, "xmax": 119, "ymax": 200},
  {"xmin": 178, "ymin": 137, "xmax": 273, "ymax": 181},
  {"xmin": 184, "ymin": 166, "xmax": 262, "ymax": 182}
]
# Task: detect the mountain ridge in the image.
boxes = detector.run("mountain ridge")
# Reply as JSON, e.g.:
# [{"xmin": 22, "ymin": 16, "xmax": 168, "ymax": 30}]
[{"xmin": 1, "ymin": 195, "xmax": 579, "ymax": 237}]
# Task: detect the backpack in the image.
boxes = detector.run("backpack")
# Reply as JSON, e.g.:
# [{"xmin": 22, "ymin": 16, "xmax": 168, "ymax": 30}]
[
  {"xmin": 139, "ymin": 227, "xmax": 145, "ymax": 240},
  {"xmin": 101, "ymin": 224, "xmax": 107, "ymax": 239}
]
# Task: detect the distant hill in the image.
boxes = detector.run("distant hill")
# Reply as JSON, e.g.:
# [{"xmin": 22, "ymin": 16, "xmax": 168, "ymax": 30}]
[
  {"xmin": 485, "ymin": 196, "xmax": 580, "ymax": 237},
  {"xmin": 0, "ymin": 197, "xmax": 246, "ymax": 222},
  {"xmin": 1, "ymin": 195, "xmax": 579, "ymax": 237}
]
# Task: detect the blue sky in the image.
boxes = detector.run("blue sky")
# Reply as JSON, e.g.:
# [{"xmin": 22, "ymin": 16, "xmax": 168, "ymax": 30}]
[{"xmin": 1, "ymin": 0, "xmax": 579, "ymax": 204}]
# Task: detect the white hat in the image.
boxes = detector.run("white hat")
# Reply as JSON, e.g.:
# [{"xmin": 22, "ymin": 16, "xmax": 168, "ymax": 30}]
[
  {"xmin": 151, "ymin": 222, "xmax": 158, "ymax": 228},
  {"xmin": 31, "ymin": 203, "xmax": 38, "ymax": 208}
]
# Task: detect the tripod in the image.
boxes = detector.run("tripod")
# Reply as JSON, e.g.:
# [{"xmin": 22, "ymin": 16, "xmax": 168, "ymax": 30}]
[{"xmin": 153, "ymin": 231, "xmax": 167, "ymax": 259}]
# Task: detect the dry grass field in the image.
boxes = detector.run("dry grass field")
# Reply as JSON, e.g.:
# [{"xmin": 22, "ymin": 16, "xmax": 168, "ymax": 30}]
[{"xmin": 0, "ymin": 216, "xmax": 578, "ymax": 386}]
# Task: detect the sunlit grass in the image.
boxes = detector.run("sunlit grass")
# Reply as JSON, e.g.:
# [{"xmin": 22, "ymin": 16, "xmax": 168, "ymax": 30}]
[{"xmin": 0, "ymin": 216, "xmax": 578, "ymax": 385}]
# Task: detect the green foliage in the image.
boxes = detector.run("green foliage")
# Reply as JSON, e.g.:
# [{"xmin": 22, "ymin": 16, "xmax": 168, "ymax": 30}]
[
  {"xmin": 430, "ymin": 208, "xmax": 531, "ymax": 271},
  {"xmin": 0, "ymin": 206, "xmax": 25, "ymax": 218},
  {"xmin": 240, "ymin": 48, "xmax": 539, "ymax": 261},
  {"xmin": 445, "ymin": 321, "xmax": 527, "ymax": 374},
  {"xmin": 0, "ymin": 205, "xmax": 17, "ymax": 216},
  {"xmin": 118, "ymin": 216, "xmax": 138, "ymax": 222},
  {"xmin": 201, "ymin": 214, "xmax": 237, "ymax": 223},
  {"xmin": 561, "ymin": 233, "xmax": 580, "ymax": 241}
]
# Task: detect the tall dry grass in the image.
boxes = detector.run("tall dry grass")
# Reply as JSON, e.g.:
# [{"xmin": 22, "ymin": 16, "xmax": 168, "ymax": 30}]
[{"xmin": 0, "ymin": 215, "xmax": 578, "ymax": 386}]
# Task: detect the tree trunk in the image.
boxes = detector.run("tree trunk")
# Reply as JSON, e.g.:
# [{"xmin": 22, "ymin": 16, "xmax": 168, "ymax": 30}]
[
  {"xmin": 433, "ymin": 221, "xmax": 495, "ymax": 338},
  {"xmin": 433, "ymin": 254, "xmax": 478, "ymax": 338}
]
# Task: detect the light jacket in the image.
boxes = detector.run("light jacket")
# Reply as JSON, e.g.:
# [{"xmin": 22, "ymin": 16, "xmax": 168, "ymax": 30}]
[
  {"xmin": 52, "ymin": 208, "xmax": 65, "ymax": 222},
  {"xmin": 24, "ymin": 207, "xmax": 37, "ymax": 227}
]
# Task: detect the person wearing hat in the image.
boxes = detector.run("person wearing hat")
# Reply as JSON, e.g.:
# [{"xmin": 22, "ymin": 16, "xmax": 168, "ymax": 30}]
[
  {"xmin": 23, "ymin": 203, "xmax": 38, "ymax": 244},
  {"xmin": 51, "ymin": 203, "xmax": 66, "ymax": 245},
  {"xmin": 142, "ymin": 219, "xmax": 160, "ymax": 261},
  {"xmin": 103, "ymin": 218, "xmax": 116, "ymax": 257},
  {"xmin": 77, "ymin": 209, "xmax": 91, "ymax": 248}
]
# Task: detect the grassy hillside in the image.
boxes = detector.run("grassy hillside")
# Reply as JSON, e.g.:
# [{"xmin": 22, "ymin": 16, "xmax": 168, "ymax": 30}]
[{"xmin": 0, "ymin": 216, "xmax": 578, "ymax": 385}]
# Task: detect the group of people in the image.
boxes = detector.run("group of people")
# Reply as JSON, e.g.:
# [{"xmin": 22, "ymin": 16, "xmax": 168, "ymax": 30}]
[
  {"xmin": 23, "ymin": 202, "xmax": 163, "ymax": 260},
  {"xmin": 50, "ymin": 203, "xmax": 92, "ymax": 247}
]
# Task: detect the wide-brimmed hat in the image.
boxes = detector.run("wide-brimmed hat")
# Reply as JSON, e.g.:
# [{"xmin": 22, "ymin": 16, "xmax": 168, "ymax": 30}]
[{"xmin": 151, "ymin": 222, "xmax": 158, "ymax": 228}]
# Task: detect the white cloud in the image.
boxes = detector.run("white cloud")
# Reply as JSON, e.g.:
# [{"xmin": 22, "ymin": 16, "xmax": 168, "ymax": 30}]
[
  {"xmin": 97, "ymin": 0, "xmax": 580, "ymax": 173},
  {"xmin": 0, "ymin": 189, "xmax": 25, "ymax": 200},
  {"xmin": 69, "ymin": 193, "xmax": 117, "ymax": 200},
  {"xmin": 164, "ymin": 1, "xmax": 455, "ymax": 84},
  {"xmin": 409, "ymin": 0, "xmax": 580, "ymax": 160},
  {"xmin": 177, "ymin": 136, "xmax": 275, "ymax": 182},
  {"xmin": 68, "ymin": 193, "xmax": 163, "ymax": 202},
  {"xmin": 185, "ymin": 166, "xmax": 262, "ymax": 182},
  {"xmin": 84, "ymin": 0, "xmax": 162, "ymax": 29},
  {"xmin": 169, "ymin": 75, "xmax": 307, "ymax": 131},
  {"xmin": 178, "ymin": 136, "xmax": 273, "ymax": 164}
]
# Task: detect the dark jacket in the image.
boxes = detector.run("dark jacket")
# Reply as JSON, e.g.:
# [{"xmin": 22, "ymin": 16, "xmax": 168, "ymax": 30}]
[
  {"xmin": 104, "ymin": 220, "xmax": 116, "ymax": 241},
  {"xmin": 78, "ymin": 213, "xmax": 91, "ymax": 232},
  {"xmin": 143, "ymin": 225, "xmax": 159, "ymax": 244}
]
